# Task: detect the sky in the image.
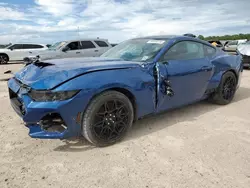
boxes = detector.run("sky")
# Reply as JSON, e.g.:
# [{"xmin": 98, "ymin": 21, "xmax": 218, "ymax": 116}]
[{"xmin": 0, "ymin": 0, "xmax": 250, "ymax": 44}]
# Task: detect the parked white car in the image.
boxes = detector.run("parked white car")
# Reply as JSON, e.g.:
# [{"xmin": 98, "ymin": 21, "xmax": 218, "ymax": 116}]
[
  {"xmin": 24, "ymin": 39, "xmax": 112, "ymax": 62},
  {"xmin": 0, "ymin": 43, "xmax": 48, "ymax": 64}
]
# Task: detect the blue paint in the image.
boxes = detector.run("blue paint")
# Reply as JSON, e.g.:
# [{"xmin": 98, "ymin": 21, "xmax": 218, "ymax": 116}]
[{"xmin": 8, "ymin": 36, "xmax": 243, "ymax": 140}]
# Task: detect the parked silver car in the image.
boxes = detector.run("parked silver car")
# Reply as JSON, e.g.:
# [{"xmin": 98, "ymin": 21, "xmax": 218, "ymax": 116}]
[{"xmin": 24, "ymin": 38, "xmax": 112, "ymax": 63}]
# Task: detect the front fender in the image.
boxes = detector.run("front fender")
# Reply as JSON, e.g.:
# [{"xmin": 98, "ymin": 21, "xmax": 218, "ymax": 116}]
[{"xmin": 54, "ymin": 67, "xmax": 156, "ymax": 119}]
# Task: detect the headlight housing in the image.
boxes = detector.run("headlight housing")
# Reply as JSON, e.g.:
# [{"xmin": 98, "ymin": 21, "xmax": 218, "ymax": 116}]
[{"xmin": 28, "ymin": 90, "xmax": 80, "ymax": 102}]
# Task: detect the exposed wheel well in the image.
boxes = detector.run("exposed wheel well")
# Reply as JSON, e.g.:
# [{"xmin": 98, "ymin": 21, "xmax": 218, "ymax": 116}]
[{"xmin": 0, "ymin": 53, "xmax": 9, "ymax": 61}]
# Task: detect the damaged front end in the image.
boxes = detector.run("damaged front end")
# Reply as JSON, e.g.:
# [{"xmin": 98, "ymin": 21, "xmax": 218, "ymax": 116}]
[
  {"xmin": 27, "ymin": 113, "xmax": 68, "ymax": 139},
  {"xmin": 8, "ymin": 77, "xmax": 85, "ymax": 139}
]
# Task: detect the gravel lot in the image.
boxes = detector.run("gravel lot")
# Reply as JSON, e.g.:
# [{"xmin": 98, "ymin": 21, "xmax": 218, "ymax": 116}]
[{"xmin": 1, "ymin": 63, "xmax": 250, "ymax": 188}]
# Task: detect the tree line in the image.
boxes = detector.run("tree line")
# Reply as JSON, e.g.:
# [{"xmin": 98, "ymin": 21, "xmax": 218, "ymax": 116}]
[{"xmin": 198, "ymin": 34, "xmax": 250, "ymax": 41}]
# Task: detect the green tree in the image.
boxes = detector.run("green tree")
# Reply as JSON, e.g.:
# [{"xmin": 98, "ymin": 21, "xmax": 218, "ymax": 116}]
[{"xmin": 198, "ymin": 35, "xmax": 205, "ymax": 40}]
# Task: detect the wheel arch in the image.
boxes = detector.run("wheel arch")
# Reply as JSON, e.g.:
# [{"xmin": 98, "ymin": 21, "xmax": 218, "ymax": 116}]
[
  {"xmin": 0, "ymin": 53, "xmax": 9, "ymax": 61},
  {"xmin": 224, "ymin": 69, "xmax": 238, "ymax": 83},
  {"xmin": 108, "ymin": 87, "xmax": 137, "ymax": 120},
  {"xmin": 85, "ymin": 86, "xmax": 138, "ymax": 121}
]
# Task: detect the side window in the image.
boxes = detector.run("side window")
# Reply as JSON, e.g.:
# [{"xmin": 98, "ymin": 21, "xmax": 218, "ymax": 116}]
[
  {"xmin": 11, "ymin": 44, "xmax": 23, "ymax": 50},
  {"xmin": 66, "ymin": 41, "xmax": 80, "ymax": 51},
  {"xmin": 227, "ymin": 41, "xmax": 238, "ymax": 46},
  {"xmin": 162, "ymin": 41, "xmax": 205, "ymax": 61},
  {"xmin": 204, "ymin": 45, "xmax": 216, "ymax": 57},
  {"xmin": 94, "ymin": 41, "xmax": 109, "ymax": 47},
  {"xmin": 31, "ymin": 44, "xmax": 44, "ymax": 49},
  {"xmin": 23, "ymin": 44, "xmax": 37, "ymax": 49},
  {"xmin": 80, "ymin": 41, "xmax": 96, "ymax": 49}
]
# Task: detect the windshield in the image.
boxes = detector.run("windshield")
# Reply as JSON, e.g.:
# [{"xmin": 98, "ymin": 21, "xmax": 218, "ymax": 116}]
[
  {"xmin": 101, "ymin": 38, "xmax": 168, "ymax": 62},
  {"xmin": 48, "ymin": 41, "xmax": 66, "ymax": 50}
]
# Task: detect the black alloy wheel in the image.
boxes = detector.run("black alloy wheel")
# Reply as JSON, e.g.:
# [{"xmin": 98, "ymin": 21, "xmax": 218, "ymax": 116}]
[
  {"xmin": 0, "ymin": 55, "xmax": 8, "ymax": 64},
  {"xmin": 82, "ymin": 91, "xmax": 134, "ymax": 147}
]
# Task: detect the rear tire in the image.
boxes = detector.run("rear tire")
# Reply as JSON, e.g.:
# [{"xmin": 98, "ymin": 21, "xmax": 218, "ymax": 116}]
[
  {"xmin": 210, "ymin": 71, "xmax": 237, "ymax": 105},
  {"xmin": 0, "ymin": 54, "xmax": 9, "ymax": 64},
  {"xmin": 82, "ymin": 91, "xmax": 134, "ymax": 147}
]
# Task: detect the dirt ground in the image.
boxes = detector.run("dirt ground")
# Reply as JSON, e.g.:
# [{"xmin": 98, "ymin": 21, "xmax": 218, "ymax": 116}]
[{"xmin": 1, "ymin": 63, "xmax": 250, "ymax": 188}]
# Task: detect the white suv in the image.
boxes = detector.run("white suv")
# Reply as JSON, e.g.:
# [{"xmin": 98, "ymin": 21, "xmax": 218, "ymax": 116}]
[
  {"xmin": 0, "ymin": 43, "xmax": 48, "ymax": 64},
  {"xmin": 25, "ymin": 39, "xmax": 112, "ymax": 62}
]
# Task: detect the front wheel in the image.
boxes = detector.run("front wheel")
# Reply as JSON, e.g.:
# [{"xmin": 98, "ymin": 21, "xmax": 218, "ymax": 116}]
[
  {"xmin": 210, "ymin": 71, "xmax": 237, "ymax": 105},
  {"xmin": 82, "ymin": 91, "xmax": 134, "ymax": 147},
  {"xmin": 0, "ymin": 54, "xmax": 8, "ymax": 64}
]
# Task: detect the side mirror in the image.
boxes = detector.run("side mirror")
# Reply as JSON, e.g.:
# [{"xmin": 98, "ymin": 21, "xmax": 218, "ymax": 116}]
[
  {"xmin": 10, "ymin": 47, "xmax": 14, "ymax": 51},
  {"xmin": 62, "ymin": 47, "xmax": 69, "ymax": 52}
]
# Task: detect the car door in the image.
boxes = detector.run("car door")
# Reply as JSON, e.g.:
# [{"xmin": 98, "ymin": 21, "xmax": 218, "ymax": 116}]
[
  {"xmin": 22, "ymin": 44, "xmax": 45, "ymax": 59},
  {"xmin": 93, "ymin": 40, "xmax": 111, "ymax": 55},
  {"xmin": 156, "ymin": 40, "xmax": 214, "ymax": 112},
  {"xmin": 7, "ymin": 44, "xmax": 24, "ymax": 61},
  {"xmin": 80, "ymin": 41, "xmax": 99, "ymax": 57},
  {"xmin": 27, "ymin": 44, "xmax": 46, "ymax": 55},
  {"xmin": 61, "ymin": 41, "xmax": 82, "ymax": 58}
]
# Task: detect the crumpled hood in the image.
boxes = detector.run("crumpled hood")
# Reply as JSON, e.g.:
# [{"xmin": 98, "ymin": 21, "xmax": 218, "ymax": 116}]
[
  {"xmin": 15, "ymin": 57, "xmax": 141, "ymax": 90},
  {"xmin": 237, "ymin": 44, "xmax": 250, "ymax": 56}
]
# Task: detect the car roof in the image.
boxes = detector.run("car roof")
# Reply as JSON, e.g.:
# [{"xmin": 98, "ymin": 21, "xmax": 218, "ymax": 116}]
[
  {"xmin": 134, "ymin": 35, "xmax": 213, "ymax": 46},
  {"xmin": 11, "ymin": 43, "xmax": 47, "ymax": 45},
  {"xmin": 66, "ymin": 38, "xmax": 109, "ymax": 42}
]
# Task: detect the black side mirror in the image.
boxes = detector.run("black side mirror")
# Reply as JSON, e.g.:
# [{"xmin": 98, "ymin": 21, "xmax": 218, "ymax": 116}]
[
  {"xmin": 10, "ymin": 47, "xmax": 14, "ymax": 51},
  {"xmin": 62, "ymin": 47, "xmax": 69, "ymax": 52}
]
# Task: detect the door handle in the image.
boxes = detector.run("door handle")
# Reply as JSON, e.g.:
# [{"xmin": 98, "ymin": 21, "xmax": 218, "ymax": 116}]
[
  {"xmin": 94, "ymin": 50, "xmax": 99, "ymax": 52},
  {"xmin": 76, "ymin": 52, "xmax": 80, "ymax": 54},
  {"xmin": 201, "ymin": 66, "xmax": 212, "ymax": 72}
]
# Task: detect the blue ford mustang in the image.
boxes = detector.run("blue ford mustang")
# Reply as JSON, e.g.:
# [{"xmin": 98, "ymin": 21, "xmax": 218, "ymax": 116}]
[{"xmin": 8, "ymin": 35, "xmax": 243, "ymax": 146}]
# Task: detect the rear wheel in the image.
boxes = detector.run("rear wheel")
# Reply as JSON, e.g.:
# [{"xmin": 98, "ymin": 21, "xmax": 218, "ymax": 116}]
[
  {"xmin": 82, "ymin": 91, "xmax": 134, "ymax": 147},
  {"xmin": 210, "ymin": 71, "xmax": 237, "ymax": 105},
  {"xmin": 0, "ymin": 54, "xmax": 9, "ymax": 64}
]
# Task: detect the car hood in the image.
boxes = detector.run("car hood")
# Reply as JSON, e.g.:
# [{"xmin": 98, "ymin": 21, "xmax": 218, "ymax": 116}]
[
  {"xmin": 0, "ymin": 48, "xmax": 10, "ymax": 52},
  {"xmin": 237, "ymin": 44, "xmax": 250, "ymax": 56},
  {"xmin": 15, "ymin": 57, "xmax": 142, "ymax": 90}
]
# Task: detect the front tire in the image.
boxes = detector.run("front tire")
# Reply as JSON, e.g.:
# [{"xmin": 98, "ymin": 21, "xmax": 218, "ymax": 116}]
[
  {"xmin": 82, "ymin": 91, "xmax": 134, "ymax": 147},
  {"xmin": 210, "ymin": 71, "xmax": 237, "ymax": 105},
  {"xmin": 0, "ymin": 54, "xmax": 9, "ymax": 64}
]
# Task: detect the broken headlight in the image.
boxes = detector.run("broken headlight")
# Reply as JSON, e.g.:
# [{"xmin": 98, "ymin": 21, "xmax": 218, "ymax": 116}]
[{"xmin": 28, "ymin": 90, "xmax": 80, "ymax": 102}]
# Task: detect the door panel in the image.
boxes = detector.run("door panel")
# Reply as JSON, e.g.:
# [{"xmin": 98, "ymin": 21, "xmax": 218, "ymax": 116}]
[
  {"xmin": 80, "ymin": 41, "xmax": 97, "ymax": 57},
  {"xmin": 156, "ymin": 58, "xmax": 214, "ymax": 112},
  {"xmin": 62, "ymin": 41, "xmax": 82, "ymax": 58}
]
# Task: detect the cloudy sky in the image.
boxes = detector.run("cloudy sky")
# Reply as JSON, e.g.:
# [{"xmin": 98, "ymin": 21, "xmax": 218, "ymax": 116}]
[{"xmin": 0, "ymin": 0, "xmax": 250, "ymax": 44}]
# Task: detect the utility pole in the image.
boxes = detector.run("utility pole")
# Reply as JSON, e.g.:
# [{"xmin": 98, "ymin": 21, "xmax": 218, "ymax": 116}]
[{"xmin": 77, "ymin": 26, "xmax": 80, "ymax": 37}]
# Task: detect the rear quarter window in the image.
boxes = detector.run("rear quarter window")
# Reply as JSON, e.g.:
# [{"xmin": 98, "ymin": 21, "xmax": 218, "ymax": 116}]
[{"xmin": 94, "ymin": 41, "xmax": 109, "ymax": 47}]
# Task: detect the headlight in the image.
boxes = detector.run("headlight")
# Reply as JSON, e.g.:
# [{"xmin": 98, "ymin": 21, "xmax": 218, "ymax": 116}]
[{"xmin": 28, "ymin": 90, "xmax": 80, "ymax": 102}]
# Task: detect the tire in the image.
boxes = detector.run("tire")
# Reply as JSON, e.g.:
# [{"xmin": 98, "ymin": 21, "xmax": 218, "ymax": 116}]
[
  {"xmin": 82, "ymin": 91, "xmax": 134, "ymax": 147},
  {"xmin": 0, "ymin": 54, "xmax": 9, "ymax": 64},
  {"xmin": 210, "ymin": 71, "xmax": 237, "ymax": 105}
]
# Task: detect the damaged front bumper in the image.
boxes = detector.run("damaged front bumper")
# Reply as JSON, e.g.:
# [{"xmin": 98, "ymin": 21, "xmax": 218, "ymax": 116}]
[{"xmin": 8, "ymin": 78, "xmax": 89, "ymax": 139}]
